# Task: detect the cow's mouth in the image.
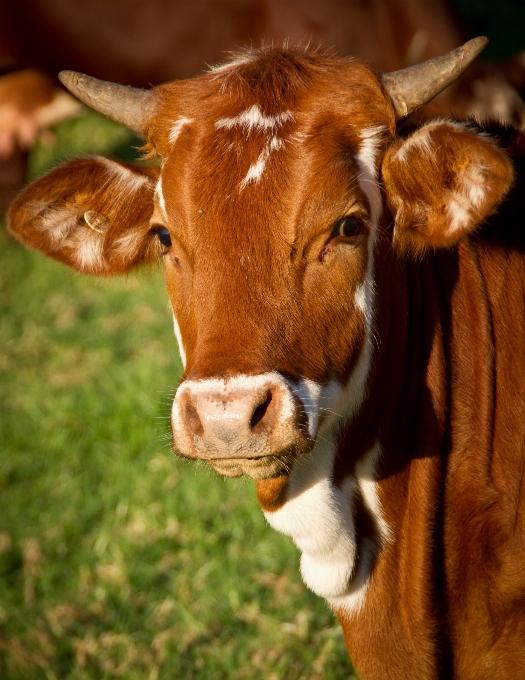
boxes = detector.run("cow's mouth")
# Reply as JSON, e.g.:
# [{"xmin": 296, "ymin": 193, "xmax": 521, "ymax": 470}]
[{"xmin": 205, "ymin": 453, "xmax": 297, "ymax": 480}]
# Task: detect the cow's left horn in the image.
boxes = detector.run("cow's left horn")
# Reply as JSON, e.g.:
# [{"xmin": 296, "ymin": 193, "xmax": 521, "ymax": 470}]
[
  {"xmin": 381, "ymin": 36, "xmax": 488, "ymax": 120},
  {"xmin": 58, "ymin": 71, "xmax": 155, "ymax": 133}
]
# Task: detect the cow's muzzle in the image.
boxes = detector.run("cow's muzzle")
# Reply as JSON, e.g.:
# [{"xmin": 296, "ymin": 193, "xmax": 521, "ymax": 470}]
[{"xmin": 171, "ymin": 373, "xmax": 313, "ymax": 479}]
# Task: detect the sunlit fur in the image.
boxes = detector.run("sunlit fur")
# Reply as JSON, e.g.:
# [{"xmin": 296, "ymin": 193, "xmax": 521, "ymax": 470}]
[
  {"xmin": 384, "ymin": 120, "xmax": 513, "ymax": 254},
  {"xmin": 8, "ymin": 47, "xmax": 525, "ymax": 680}
]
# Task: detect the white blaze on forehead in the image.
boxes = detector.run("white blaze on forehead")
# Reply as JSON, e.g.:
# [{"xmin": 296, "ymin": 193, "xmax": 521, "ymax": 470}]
[
  {"xmin": 215, "ymin": 105, "xmax": 294, "ymax": 133},
  {"xmin": 169, "ymin": 117, "xmax": 194, "ymax": 145},
  {"xmin": 241, "ymin": 159, "xmax": 266, "ymax": 188},
  {"xmin": 239, "ymin": 136, "xmax": 284, "ymax": 190},
  {"xmin": 215, "ymin": 106, "xmax": 292, "ymax": 190}
]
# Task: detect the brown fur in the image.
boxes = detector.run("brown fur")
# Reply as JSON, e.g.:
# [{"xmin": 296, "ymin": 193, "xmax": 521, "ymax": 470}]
[
  {"xmin": 383, "ymin": 121, "xmax": 514, "ymax": 254},
  {"xmin": 7, "ymin": 49, "xmax": 525, "ymax": 679}
]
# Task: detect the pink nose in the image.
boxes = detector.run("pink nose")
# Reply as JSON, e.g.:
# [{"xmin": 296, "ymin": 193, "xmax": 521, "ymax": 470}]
[
  {"xmin": 171, "ymin": 374, "xmax": 299, "ymax": 461},
  {"xmin": 180, "ymin": 386, "xmax": 274, "ymax": 454}
]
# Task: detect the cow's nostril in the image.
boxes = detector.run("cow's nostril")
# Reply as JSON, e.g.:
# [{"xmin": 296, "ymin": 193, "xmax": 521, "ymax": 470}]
[
  {"xmin": 250, "ymin": 391, "xmax": 272, "ymax": 434},
  {"xmin": 185, "ymin": 402, "xmax": 204, "ymax": 437}
]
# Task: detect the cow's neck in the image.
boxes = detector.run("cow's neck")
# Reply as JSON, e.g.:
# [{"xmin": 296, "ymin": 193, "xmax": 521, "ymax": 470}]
[
  {"xmin": 335, "ymin": 241, "xmax": 493, "ymax": 679},
  {"xmin": 264, "ymin": 233, "xmax": 461, "ymax": 674}
]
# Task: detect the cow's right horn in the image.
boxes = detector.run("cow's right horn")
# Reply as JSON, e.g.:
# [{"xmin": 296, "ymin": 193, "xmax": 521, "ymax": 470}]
[
  {"xmin": 381, "ymin": 36, "xmax": 488, "ymax": 120},
  {"xmin": 58, "ymin": 71, "xmax": 155, "ymax": 134}
]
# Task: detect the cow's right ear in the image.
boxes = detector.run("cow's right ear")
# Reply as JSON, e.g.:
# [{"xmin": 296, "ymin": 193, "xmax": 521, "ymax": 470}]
[{"xmin": 8, "ymin": 157, "xmax": 161, "ymax": 275}]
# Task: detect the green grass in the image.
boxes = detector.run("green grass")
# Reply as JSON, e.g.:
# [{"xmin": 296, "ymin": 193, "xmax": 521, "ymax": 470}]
[{"xmin": 0, "ymin": 114, "xmax": 355, "ymax": 678}]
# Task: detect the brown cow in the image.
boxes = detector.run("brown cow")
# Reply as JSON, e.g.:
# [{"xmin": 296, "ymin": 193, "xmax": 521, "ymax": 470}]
[{"xmin": 8, "ymin": 38, "xmax": 525, "ymax": 679}]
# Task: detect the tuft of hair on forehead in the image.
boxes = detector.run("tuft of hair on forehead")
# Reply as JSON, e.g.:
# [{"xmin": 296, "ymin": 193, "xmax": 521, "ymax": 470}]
[
  {"xmin": 145, "ymin": 46, "xmax": 390, "ymax": 156},
  {"xmin": 208, "ymin": 45, "xmax": 343, "ymax": 106}
]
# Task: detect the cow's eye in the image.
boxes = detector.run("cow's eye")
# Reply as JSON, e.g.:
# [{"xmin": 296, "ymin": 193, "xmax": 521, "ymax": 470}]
[
  {"xmin": 332, "ymin": 216, "xmax": 360, "ymax": 238},
  {"xmin": 156, "ymin": 227, "xmax": 172, "ymax": 247}
]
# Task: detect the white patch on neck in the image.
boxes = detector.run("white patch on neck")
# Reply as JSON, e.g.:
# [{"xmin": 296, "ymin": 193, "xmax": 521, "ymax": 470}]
[
  {"xmin": 329, "ymin": 442, "xmax": 390, "ymax": 615},
  {"xmin": 215, "ymin": 105, "xmax": 294, "ymax": 134},
  {"xmin": 265, "ymin": 435, "xmax": 357, "ymax": 598},
  {"xmin": 264, "ymin": 331, "xmax": 381, "ymax": 606},
  {"xmin": 265, "ymin": 438, "xmax": 389, "ymax": 608},
  {"xmin": 169, "ymin": 117, "xmax": 193, "ymax": 145}
]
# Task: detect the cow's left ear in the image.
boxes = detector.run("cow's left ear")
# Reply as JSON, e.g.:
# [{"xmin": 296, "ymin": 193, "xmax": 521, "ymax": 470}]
[
  {"xmin": 382, "ymin": 122, "xmax": 514, "ymax": 254},
  {"xmin": 8, "ymin": 157, "xmax": 161, "ymax": 275}
]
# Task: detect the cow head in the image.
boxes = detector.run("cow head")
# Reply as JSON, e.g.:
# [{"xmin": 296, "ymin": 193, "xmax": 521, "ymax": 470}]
[{"xmin": 8, "ymin": 39, "xmax": 513, "ymax": 486}]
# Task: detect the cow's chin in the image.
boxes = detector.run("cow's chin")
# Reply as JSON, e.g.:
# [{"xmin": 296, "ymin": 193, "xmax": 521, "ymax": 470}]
[{"xmin": 206, "ymin": 454, "xmax": 297, "ymax": 480}]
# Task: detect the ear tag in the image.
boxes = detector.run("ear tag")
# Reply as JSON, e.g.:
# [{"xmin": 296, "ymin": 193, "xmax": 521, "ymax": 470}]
[{"xmin": 84, "ymin": 210, "xmax": 108, "ymax": 233}]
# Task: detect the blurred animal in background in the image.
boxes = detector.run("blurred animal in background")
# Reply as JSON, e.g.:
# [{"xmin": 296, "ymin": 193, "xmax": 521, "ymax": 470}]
[{"xmin": 0, "ymin": 0, "xmax": 524, "ymax": 210}]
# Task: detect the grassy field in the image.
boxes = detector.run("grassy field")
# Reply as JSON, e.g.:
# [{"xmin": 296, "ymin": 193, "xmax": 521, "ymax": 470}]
[{"xmin": 0, "ymin": 114, "xmax": 355, "ymax": 679}]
